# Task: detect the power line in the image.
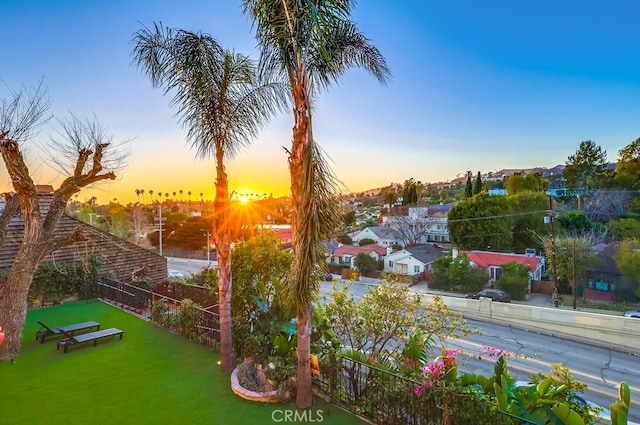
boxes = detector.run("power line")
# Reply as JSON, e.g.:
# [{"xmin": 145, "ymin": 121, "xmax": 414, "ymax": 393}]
[{"xmin": 447, "ymin": 210, "xmax": 549, "ymax": 223}]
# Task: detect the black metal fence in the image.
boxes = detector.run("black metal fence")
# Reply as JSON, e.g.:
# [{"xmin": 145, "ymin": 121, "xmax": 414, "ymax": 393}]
[
  {"xmin": 97, "ymin": 278, "xmax": 220, "ymax": 351},
  {"xmin": 314, "ymin": 356, "xmax": 510, "ymax": 425}
]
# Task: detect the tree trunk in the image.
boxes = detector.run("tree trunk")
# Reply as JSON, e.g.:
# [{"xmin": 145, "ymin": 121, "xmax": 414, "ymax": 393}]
[
  {"xmin": 295, "ymin": 310, "xmax": 313, "ymax": 408},
  {"xmin": 214, "ymin": 149, "xmax": 233, "ymax": 372},
  {"xmin": 290, "ymin": 77, "xmax": 314, "ymax": 409},
  {"xmin": 0, "ymin": 246, "xmax": 42, "ymax": 360}
]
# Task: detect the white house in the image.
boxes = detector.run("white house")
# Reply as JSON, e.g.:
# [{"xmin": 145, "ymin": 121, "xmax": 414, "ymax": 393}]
[
  {"xmin": 351, "ymin": 226, "xmax": 403, "ymax": 248},
  {"xmin": 384, "ymin": 244, "xmax": 447, "ymax": 276},
  {"xmin": 382, "ymin": 205, "xmax": 453, "ymax": 245}
]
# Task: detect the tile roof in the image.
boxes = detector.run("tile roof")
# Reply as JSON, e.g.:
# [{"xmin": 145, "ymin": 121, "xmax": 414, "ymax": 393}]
[
  {"xmin": 462, "ymin": 250, "xmax": 539, "ymax": 270},
  {"xmin": 334, "ymin": 243, "xmax": 387, "ymax": 257}
]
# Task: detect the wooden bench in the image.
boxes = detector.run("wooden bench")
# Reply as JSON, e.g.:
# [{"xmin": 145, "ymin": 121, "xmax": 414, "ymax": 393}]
[
  {"xmin": 36, "ymin": 320, "xmax": 101, "ymax": 343},
  {"xmin": 56, "ymin": 328, "xmax": 124, "ymax": 353}
]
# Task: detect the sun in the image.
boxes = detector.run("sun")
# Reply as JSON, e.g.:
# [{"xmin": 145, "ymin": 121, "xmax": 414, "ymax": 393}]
[{"xmin": 239, "ymin": 194, "xmax": 249, "ymax": 204}]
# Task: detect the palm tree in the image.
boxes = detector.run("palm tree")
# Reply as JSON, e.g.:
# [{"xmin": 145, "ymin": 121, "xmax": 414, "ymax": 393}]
[
  {"xmin": 149, "ymin": 189, "xmax": 154, "ymax": 202},
  {"xmin": 132, "ymin": 23, "xmax": 286, "ymax": 372},
  {"xmin": 244, "ymin": 0, "xmax": 390, "ymax": 408},
  {"xmin": 187, "ymin": 190, "xmax": 192, "ymax": 201}
]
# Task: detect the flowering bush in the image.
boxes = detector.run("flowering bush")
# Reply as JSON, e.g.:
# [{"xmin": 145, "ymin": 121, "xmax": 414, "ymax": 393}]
[{"xmin": 414, "ymin": 349, "xmax": 460, "ymax": 395}]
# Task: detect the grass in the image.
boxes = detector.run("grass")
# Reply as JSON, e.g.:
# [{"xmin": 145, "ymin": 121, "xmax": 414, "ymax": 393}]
[{"xmin": 1, "ymin": 301, "xmax": 365, "ymax": 425}]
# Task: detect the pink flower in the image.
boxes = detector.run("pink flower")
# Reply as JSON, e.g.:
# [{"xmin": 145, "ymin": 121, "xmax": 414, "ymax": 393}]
[{"xmin": 414, "ymin": 386, "xmax": 423, "ymax": 396}]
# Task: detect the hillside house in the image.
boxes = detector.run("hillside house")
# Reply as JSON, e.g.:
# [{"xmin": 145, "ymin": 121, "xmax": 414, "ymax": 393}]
[
  {"xmin": 382, "ymin": 205, "xmax": 452, "ymax": 245},
  {"xmin": 329, "ymin": 243, "xmax": 388, "ymax": 269},
  {"xmin": 460, "ymin": 249, "xmax": 545, "ymax": 285},
  {"xmin": 384, "ymin": 244, "xmax": 447, "ymax": 276},
  {"xmin": 351, "ymin": 226, "xmax": 403, "ymax": 248}
]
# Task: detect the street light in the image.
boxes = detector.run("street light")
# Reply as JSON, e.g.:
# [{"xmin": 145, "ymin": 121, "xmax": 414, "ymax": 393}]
[{"xmin": 200, "ymin": 228, "xmax": 211, "ymax": 262}]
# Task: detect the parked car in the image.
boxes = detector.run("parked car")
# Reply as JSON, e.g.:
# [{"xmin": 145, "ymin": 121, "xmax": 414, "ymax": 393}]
[
  {"xmin": 465, "ymin": 289, "xmax": 511, "ymax": 303},
  {"xmin": 167, "ymin": 270, "xmax": 184, "ymax": 279},
  {"xmin": 623, "ymin": 310, "xmax": 640, "ymax": 318},
  {"xmin": 323, "ymin": 272, "xmax": 333, "ymax": 281}
]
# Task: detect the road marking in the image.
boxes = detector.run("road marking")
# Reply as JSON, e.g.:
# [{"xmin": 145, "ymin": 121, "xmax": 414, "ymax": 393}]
[{"xmin": 449, "ymin": 337, "xmax": 640, "ymax": 409}]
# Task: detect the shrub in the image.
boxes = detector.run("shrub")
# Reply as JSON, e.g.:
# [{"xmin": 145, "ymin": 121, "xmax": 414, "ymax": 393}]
[
  {"xmin": 358, "ymin": 238, "xmax": 376, "ymax": 246},
  {"xmin": 178, "ymin": 298, "xmax": 201, "ymax": 335},
  {"xmin": 496, "ymin": 262, "xmax": 529, "ymax": 301}
]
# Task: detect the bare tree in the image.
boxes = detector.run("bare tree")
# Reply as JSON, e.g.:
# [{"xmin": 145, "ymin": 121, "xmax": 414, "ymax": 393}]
[
  {"xmin": 0, "ymin": 84, "xmax": 128, "ymax": 361},
  {"xmin": 582, "ymin": 190, "xmax": 629, "ymax": 223}
]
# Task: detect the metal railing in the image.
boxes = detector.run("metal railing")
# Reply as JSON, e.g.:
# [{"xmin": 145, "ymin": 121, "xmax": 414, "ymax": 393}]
[
  {"xmin": 97, "ymin": 278, "xmax": 220, "ymax": 351},
  {"xmin": 314, "ymin": 356, "xmax": 509, "ymax": 425}
]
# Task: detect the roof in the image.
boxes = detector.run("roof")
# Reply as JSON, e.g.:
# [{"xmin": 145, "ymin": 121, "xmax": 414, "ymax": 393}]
[
  {"xmin": 334, "ymin": 243, "xmax": 387, "ymax": 257},
  {"xmin": 361, "ymin": 225, "xmax": 400, "ymax": 240},
  {"xmin": 461, "ymin": 250, "xmax": 540, "ymax": 270},
  {"xmin": 274, "ymin": 228, "xmax": 292, "ymax": 241},
  {"xmin": 405, "ymin": 244, "xmax": 447, "ymax": 264}
]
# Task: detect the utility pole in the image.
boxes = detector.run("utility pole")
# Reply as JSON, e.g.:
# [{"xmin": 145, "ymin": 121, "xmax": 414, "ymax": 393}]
[
  {"xmin": 573, "ymin": 239, "xmax": 577, "ymax": 310},
  {"xmin": 158, "ymin": 202, "xmax": 163, "ymax": 257},
  {"xmin": 548, "ymin": 195, "xmax": 559, "ymax": 307},
  {"xmin": 200, "ymin": 228, "xmax": 211, "ymax": 263}
]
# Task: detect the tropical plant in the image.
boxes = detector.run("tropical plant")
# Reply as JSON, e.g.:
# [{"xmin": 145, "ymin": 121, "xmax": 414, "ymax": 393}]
[
  {"xmin": 244, "ymin": 0, "xmax": 390, "ymax": 408},
  {"xmin": 132, "ymin": 23, "xmax": 285, "ymax": 371},
  {"xmin": 610, "ymin": 382, "xmax": 630, "ymax": 425}
]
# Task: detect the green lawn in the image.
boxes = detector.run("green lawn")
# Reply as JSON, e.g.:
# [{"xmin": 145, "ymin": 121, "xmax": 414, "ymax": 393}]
[{"xmin": 1, "ymin": 301, "xmax": 365, "ymax": 425}]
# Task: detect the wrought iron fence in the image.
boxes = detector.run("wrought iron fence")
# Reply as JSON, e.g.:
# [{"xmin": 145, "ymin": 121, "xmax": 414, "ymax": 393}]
[
  {"xmin": 97, "ymin": 278, "xmax": 220, "ymax": 351},
  {"xmin": 314, "ymin": 356, "xmax": 510, "ymax": 425}
]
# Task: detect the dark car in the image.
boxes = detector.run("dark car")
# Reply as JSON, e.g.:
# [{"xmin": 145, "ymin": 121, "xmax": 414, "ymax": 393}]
[
  {"xmin": 623, "ymin": 310, "xmax": 640, "ymax": 318},
  {"xmin": 323, "ymin": 272, "xmax": 333, "ymax": 281},
  {"xmin": 465, "ymin": 289, "xmax": 511, "ymax": 303}
]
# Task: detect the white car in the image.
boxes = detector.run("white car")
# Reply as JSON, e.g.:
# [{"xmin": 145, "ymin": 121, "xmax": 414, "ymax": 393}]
[{"xmin": 167, "ymin": 270, "xmax": 184, "ymax": 278}]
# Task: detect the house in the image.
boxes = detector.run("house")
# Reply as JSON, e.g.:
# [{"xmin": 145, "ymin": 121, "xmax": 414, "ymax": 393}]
[
  {"xmin": 0, "ymin": 189, "xmax": 167, "ymax": 285},
  {"xmin": 460, "ymin": 250, "xmax": 545, "ymax": 284},
  {"xmin": 351, "ymin": 226, "xmax": 402, "ymax": 248},
  {"xmin": 585, "ymin": 242, "xmax": 624, "ymax": 302},
  {"xmin": 329, "ymin": 244, "xmax": 387, "ymax": 268},
  {"xmin": 273, "ymin": 227, "xmax": 293, "ymax": 249},
  {"xmin": 381, "ymin": 205, "xmax": 453, "ymax": 245},
  {"xmin": 384, "ymin": 244, "xmax": 447, "ymax": 276}
]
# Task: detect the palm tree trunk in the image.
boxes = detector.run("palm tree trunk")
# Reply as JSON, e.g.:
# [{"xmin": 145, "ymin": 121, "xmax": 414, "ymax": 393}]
[
  {"xmin": 214, "ymin": 151, "xmax": 233, "ymax": 372},
  {"xmin": 295, "ymin": 310, "xmax": 312, "ymax": 407},
  {"xmin": 290, "ymin": 79, "xmax": 314, "ymax": 409}
]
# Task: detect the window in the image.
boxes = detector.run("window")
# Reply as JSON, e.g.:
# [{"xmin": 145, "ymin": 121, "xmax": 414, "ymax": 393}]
[
  {"xmin": 388, "ymin": 260, "xmax": 393, "ymax": 268},
  {"xmin": 489, "ymin": 266, "xmax": 502, "ymax": 281},
  {"xmin": 414, "ymin": 265, "xmax": 421, "ymax": 273}
]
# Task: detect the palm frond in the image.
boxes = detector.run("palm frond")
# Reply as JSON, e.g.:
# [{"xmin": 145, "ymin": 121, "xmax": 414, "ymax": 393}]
[
  {"xmin": 283, "ymin": 139, "xmax": 342, "ymax": 316},
  {"xmin": 131, "ymin": 22, "xmax": 287, "ymax": 161}
]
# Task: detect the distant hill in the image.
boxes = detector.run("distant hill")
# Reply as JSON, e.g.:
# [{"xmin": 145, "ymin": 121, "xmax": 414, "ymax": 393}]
[{"xmin": 345, "ymin": 165, "xmax": 568, "ymax": 198}]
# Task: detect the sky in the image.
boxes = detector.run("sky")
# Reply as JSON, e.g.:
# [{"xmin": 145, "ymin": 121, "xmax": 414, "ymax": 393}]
[{"xmin": 2, "ymin": 1, "xmax": 640, "ymax": 205}]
